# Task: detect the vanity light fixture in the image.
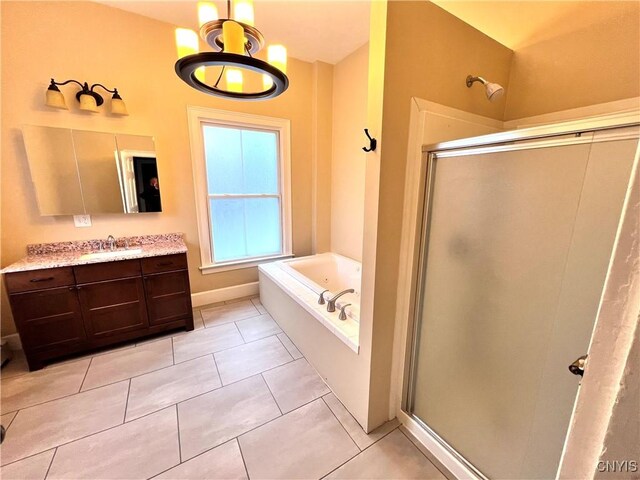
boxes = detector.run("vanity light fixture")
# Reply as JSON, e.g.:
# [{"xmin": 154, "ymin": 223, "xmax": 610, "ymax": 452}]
[
  {"xmin": 45, "ymin": 79, "xmax": 129, "ymax": 115},
  {"xmin": 174, "ymin": 0, "xmax": 289, "ymax": 101}
]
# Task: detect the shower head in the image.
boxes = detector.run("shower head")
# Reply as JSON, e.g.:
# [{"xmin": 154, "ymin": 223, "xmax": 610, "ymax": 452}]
[{"xmin": 466, "ymin": 75, "xmax": 504, "ymax": 102}]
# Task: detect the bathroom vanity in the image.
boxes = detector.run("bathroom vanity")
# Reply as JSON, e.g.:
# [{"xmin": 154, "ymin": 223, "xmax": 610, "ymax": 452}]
[{"xmin": 2, "ymin": 234, "xmax": 193, "ymax": 370}]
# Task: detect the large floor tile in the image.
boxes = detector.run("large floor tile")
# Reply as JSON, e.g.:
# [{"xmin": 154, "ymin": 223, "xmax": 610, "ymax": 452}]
[
  {"xmin": 323, "ymin": 393, "xmax": 400, "ymax": 450},
  {"xmin": 192, "ymin": 309, "xmax": 205, "ymax": 329},
  {"xmin": 0, "ymin": 449, "xmax": 55, "ymax": 480},
  {"xmin": 126, "ymin": 355, "xmax": 221, "ymax": 421},
  {"xmin": 0, "ymin": 350, "xmax": 29, "ymax": 379},
  {"xmin": 251, "ymin": 297, "xmax": 267, "ymax": 314},
  {"xmin": 263, "ymin": 358, "xmax": 330, "ymax": 413},
  {"xmin": 236, "ymin": 313, "xmax": 282, "ymax": 342},
  {"xmin": 225, "ymin": 296, "xmax": 254, "ymax": 305},
  {"xmin": 214, "ymin": 336, "xmax": 293, "ymax": 385},
  {"xmin": 1, "ymin": 411, "xmax": 18, "ymax": 430},
  {"xmin": 1, "ymin": 359, "xmax": 90, "ymax": 414},
  {"xmin": 0, "ymin": 381, "xmax": 128, "ymax": 466},
  {"xmin": 48, "ymin": 407, "xmax": 180, "ymax": 479},
  {"xmin": 239, "ymin": 398, "xmax": 359, "ymax": 479},
  {"xmin": 178, "ymin": 375, "xmax": 280, "ymax": 461},
  {"xmin": 201, "ymin": 300, "xmax": 260, "ymax": 327},
  {"xmin": 81, "ymin": 338, "xmax": 173, "ymax": 391},
  {"xmin": 154, "ymin": 440, "xmax": 247, "ymax": 480},
  {"xmin": 173, "ymin": 323, "xmax": 244, "ymax": 364},
  {"xmin": 277, "ymin": 333, "xmax": 303, "ymax": 359},
  {"xmin": 326, "ymin": 429, "xmax": 446, "ymax": 479}
]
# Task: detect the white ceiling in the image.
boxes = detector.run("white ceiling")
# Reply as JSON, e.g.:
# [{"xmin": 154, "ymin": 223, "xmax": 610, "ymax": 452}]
[{"xmin": 95, "ymin": 0, "xmax": 371, "ymax": 64}]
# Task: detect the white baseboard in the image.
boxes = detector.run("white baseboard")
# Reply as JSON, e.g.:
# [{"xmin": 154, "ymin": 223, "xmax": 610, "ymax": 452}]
[
  {"xmin": 191, "ymin": 281, "xmax": 259, "ymax": 308},
  {"xmin": 1, "ymin": 333, "xmax": 22, "ymax": 351}
]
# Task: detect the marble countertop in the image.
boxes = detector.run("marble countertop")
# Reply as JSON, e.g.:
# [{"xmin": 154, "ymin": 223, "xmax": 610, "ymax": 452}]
[{"xmin": 2, "ymin": 233, "xmax": 188, "ymax": 274}]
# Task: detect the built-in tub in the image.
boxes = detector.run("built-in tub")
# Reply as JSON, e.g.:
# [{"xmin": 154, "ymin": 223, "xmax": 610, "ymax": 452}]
[{"xmin": 258, "ymin": 252, "xmax": 361, "ymax": 352}]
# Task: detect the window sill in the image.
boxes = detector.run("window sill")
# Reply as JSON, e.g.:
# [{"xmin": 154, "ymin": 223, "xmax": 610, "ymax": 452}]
[{"xmin": 199, "ymin": 254, "xmax": 294, "ymax": 274}]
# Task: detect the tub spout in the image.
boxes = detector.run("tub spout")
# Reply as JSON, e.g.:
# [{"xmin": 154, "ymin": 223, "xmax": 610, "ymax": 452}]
[{"xmin": 327, "ymin": 289, "xmax": 355, "ymax": 313}]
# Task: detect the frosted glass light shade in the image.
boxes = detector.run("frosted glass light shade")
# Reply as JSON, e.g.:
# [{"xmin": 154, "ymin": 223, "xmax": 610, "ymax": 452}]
[
  {"xmin": 233, "ymin": 0, "xmax": 254, "ymax": 26},
  {"xmin": 267, "ymin": 44, "xmax": 287, "ymax": 74},
  {"xmin": 175, "ymin": 28, "xmax": 205, "ymax": 82},
  {"xmin": 198, "ymin": 2, "xmax": 218, "ymax": 27},
  {"xmin": 45, "ymin": 88, "xmax": 68, "ymax": 109},
  {"xmin": 263, "ymin": 75, "xmax": 273, "ymax": 91},
  {"xmin": 79, "ymin": 94, "xmax": 98, "ymax": 112},
  {"xmin": 111, "ymin": 97, "xmax": 128, "ymax": 116},
  {"xmin": 263, "ymin": 45, "xmax": 287, "ymax": 91},
  {"xmin": 226, "ymin": 68, "xmax": 243, "ymax": 93},
  {"xmin": 176, "ymin": 28, "xmax": 199, "ymax": 58},
  {"xmin": 222, "ymin": 20, "xmax": 244, "ymax": 55}
]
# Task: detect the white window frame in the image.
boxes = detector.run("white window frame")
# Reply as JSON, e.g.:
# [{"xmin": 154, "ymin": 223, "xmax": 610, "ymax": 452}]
[{"xmin": 187, "ymin": 106, "xmax": 293, "ymax": 273}]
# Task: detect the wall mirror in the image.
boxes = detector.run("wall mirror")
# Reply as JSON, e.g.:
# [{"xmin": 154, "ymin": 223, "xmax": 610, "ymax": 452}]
[{"xmin": 22, "ymin": 125, "xmax": 161, "ymax": 215}]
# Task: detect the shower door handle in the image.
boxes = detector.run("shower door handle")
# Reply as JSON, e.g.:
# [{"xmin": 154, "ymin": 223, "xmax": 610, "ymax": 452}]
[{"xmin": 568, "ymin": 354, "xmax": 588, "ymax": 377}]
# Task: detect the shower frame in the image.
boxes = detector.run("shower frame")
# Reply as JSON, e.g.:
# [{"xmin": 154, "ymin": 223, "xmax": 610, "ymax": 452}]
[{"xmin": 393, "ymin": 108, "xmax": 640, "ymax": 480}]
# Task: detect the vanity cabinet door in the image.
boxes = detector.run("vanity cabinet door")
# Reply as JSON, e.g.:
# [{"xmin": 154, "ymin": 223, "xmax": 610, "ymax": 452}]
[
  {"xmin": 144, "ymin": 270, "xmax": 193, "ymax": 326},
  {"xmin": 9, "ymin": 287, "xmax": 86, "ymax": 355},
  {"xmin": 78, "ymin": 277, "xmax": 149, "ymax": 340}
]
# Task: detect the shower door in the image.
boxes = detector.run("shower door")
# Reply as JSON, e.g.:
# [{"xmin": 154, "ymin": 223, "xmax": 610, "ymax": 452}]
[{"xmin": 407, "ymin": 128, "xmax": 638, "ymax": 479}]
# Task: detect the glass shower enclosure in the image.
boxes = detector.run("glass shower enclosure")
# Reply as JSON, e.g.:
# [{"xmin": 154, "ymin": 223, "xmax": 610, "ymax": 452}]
[{"xmin": 406, "ymin": 125, "xmax": 639, "ymax": 479}]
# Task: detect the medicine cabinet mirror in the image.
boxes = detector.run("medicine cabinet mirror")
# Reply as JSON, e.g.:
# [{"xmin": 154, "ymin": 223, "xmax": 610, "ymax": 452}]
[{"xmin": 22, "ymin": 125, "xmax": 161, "ymax": 215}]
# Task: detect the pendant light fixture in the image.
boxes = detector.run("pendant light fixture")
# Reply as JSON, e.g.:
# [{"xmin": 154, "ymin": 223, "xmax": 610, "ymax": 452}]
[
  {"xmin": 175, "ymin": 0, "xmax": 289, "ymax": 101},
  {"xmin": 45, "ymin": 79, "xmax": 129, "ymax": 115}
]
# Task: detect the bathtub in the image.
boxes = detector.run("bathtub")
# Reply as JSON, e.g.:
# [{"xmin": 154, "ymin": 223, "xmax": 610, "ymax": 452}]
[{"xmin": 258, "ymin": 252, "xmax": 361, "ymax": 352}]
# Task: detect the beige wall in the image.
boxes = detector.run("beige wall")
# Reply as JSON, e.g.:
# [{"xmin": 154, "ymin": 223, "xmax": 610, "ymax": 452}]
[
  {"xmin": 330, "ymin": 44, "xmax": 369, "ymax": 262},
  {"xmin": 311, "ymin": 61, "xmax": 333, "ymax": 254},
  {"xmin": 505, "ymin": 1, "xmax": 640, "ymax": 120},
  {"xmin": 0, "ymin": 1, "xmax": 316, "ymax": 334},
  {"xmin": 364, "ymin": 0, "xmax": 513, "ymax": 429}
]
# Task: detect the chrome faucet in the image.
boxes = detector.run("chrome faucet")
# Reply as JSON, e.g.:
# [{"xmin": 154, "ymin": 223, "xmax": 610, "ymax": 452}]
[
  {"xmin": 106, "ymin": 235, "xmax": 116, "ymax": 251},
  {"xmin": 327, "ymin": 289, "xmax": 354, "ymax": 313}
]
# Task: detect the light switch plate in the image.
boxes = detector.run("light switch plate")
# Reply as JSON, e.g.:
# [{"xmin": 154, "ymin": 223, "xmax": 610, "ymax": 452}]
[{"xmin": 73, "ymin": 215, "xmax": 92, "ymax": 227}]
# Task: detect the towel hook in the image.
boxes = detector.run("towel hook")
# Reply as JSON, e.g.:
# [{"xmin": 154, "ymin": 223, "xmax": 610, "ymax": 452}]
[{"xmin": 362, "ymin": 129, "xmax": 377, "ymax": 152}]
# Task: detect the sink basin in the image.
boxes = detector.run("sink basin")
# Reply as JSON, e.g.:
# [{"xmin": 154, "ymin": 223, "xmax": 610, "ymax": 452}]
[{"xmin": 80, "ymin": 248, "xmax": 143, "ymax": 261}]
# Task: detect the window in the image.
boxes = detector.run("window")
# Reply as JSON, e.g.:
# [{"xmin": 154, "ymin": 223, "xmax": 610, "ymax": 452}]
[{"xmin": 188, "ymin": 107, "xmax": 292, "ymax": 272}]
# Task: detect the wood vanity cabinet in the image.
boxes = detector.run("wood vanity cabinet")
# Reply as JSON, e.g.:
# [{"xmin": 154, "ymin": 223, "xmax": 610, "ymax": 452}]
[
  {"xmin": 141, "ymin": 255, "xmax": 191, "ymax": 326},
  {"xmin": 5, "ymin": 253, "xmax": 193, "ymax": 371}
]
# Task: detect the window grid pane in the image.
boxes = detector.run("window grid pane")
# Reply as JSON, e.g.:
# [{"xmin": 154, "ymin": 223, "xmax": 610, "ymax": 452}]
[
  {"xmin": 203, "ymin": 124, "xmax": 282, "ymax": 263},
  {"xmin": 209, "ymin": 197, "xmax": 282, "ymax": 262}
]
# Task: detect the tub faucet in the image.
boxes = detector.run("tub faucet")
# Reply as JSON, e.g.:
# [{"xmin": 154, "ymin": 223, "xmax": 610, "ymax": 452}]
[
  {"xmin": 318, "ymin": 290, "xmax": 330, "ymax": 305},
  {"xmin": 106, "ymin": 235, "xmax": 116, "ymax": 251},
  {"xmin": 327, "ymin": 289, "xmax": 354, "ymax": 313},
  {"xmin": 338, "ymin": 304, "xmax": 352, "ymax": 321}
]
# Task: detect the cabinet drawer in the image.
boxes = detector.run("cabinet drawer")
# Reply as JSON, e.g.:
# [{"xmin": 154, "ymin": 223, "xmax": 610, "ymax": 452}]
[
  {"xmin": 74, "ymin": 259, "xmax": 141, "ymax": 284},
  {"xmin": 5, "ymin": 267, "xmax": 75, "ymax": 293},
  {"xmin": 141, "ymin": 254, "xmax": 188, "ymax": 274},
  {"xmin": 9, "ymin": 287, "xmax": 86, "ymax": 352},
  {"xmin": 144, "ymin": 271, "xmax": 192, "ymax": 325}
]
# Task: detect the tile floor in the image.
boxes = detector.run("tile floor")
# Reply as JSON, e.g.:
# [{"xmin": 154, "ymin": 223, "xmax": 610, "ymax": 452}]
[{"xmin": 0, "ymin": 297, "xmax": 447, "ymax": 479}]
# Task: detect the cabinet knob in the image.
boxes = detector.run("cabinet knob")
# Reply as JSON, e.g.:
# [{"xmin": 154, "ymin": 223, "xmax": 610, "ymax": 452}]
[{"xmin": 68, "ymin": 286, "xmax": 75, "ymax": 291}]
